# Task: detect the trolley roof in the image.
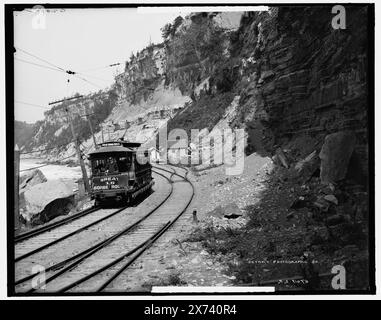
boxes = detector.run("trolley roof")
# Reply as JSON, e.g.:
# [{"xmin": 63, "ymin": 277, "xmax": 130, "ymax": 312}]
[
  {"xmin": 98, "ymin": 140, "xmax": 142, "ymax": 149},
  {"xmin": 88, "ymin": 145, "xmax": 134, "ymax": 156}
]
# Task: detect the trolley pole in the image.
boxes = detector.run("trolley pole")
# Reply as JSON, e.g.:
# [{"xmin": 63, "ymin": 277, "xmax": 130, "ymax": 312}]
[
  {"xmin": 66, "ymin": 109, "xmax": 90, "ymax": 193},
  {"xmin": 14, "ymin": 144, "xmax": 20, "ymax": 231}
]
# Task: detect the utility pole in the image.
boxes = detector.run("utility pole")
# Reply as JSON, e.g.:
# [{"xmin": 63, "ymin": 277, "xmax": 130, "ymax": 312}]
[
  {"xmin": 50, "ymin": 89, "xmax": 90, "ymax": 193},
  {"xmin": 66, "ymin": 108, "xmax": 90, "ymax": 193},
  {"xmin": 84, "ymin": 108, "xmax": 98, "ymax": 149},
  {"xmin": 121, "ymin": 120, "xmax": 129, "ymax": 140},
  {"xmin": 87, "ymin": 115, "xmax": 98, "ymax": 149},
  {"xmin": 14, "ymin": 144, "xmax": 20, "ymax": 232}
]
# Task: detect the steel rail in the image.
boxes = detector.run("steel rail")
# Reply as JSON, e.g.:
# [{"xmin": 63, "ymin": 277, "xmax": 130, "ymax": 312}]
[
  {"xmin": 57, "ymin": 166, "xmax": 194, "ymax": 293},
  {"xmin": 18, "ymin": 168, "xmax": 175, "ymax": 291},
  {"xmin": 96, "ymin": 165, "xmax": 194, "ymax": 292},
  {"xmin": 15, "ymin": 164, "xmax": 179, "ymax": 244},
  {"xmin": 15, "ymin": 206, "xmax": 99, "ymax": 243},
  {"xmin": 15, "ymin": 170, "xmax": 168, "ymax": 262},
  {"xmin": 14, "ymin": 206, "xmax": 128, "ymax": 262},
  {"xmin": 58, "ymin": 221, "xmax": 172, "ymax": 293}
]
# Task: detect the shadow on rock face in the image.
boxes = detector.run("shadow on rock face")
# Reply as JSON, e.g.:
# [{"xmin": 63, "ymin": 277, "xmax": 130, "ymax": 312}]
[{"xmin": 32, "ymin": 195, "xmax": 75, "ymax": 225}]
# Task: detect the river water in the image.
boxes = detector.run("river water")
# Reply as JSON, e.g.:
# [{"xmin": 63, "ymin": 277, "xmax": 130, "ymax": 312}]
[{"xmin": 20, "ymin": 158, "xmax": 84, "ymax": 182}]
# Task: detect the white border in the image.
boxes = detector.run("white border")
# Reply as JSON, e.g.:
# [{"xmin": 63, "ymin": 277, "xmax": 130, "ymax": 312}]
[{"xmin": 151, "ymin": 286, "xmax": 275, "ymax": 293}]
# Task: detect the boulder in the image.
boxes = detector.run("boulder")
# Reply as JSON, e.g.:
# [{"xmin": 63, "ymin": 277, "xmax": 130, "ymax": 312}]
[
  {"xmin": 19, "ymin": 169, "xmax": 48, "ymax": 219},
  {"xmin": 207, "ymin": 205, "xmax": 224, "ymax": 218},
  {"xmin": 313, "ymin": 197, "xmax": 330, "ymax": 212},
  {"xmin": 23, "ymin": 179, "xmax": 75, "ymax": 222},
  {"xmin": 319, "ymin": 131, "xmax": 356, "ymax": 184},
  {"xmin": 19, "ymin": 169, "xmax": 47, "ymax": 194},
  {"xmin": 294, "ymin": 150, "xmax": 320, "ymax": 181},
  {"xmin": 223, "ymin": 203, "xmax": 244, "ymax": 219},
  {"xmin": 273, "ymin": 148, "xmax": 289, "ymax": 168},
  {"xmin": 326, "ymin": 214, "xmax": 345, "ymax": 226},
  {"xmin": 33, "ymin": 196, "xmax": 75, "ymax": 225},
  {"xmin": 207, "ymin": 203, "xmax": 243, "ymax": 219},
  {"xmin": 290, "ymin": 196, "xmax": 309, "ymax": 210},
  {"xmin": 324, "ymin": 194, "xmax": 338, "ymax": 205}
]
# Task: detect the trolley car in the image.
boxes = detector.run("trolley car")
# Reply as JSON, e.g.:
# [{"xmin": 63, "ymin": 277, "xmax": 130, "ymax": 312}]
[{"xmin": 88, "ymin": 139, "xmax": 154, "ymax": 206}]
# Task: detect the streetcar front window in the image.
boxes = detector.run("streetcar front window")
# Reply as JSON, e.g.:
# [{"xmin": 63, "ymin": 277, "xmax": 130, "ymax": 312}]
[
  {"xmin": 91, "ymin": 155, "xmax": 132, "ymax": 175},
  {"xmin": 91, "ymin": 157, "xmax": 117, "ymax": 175}
]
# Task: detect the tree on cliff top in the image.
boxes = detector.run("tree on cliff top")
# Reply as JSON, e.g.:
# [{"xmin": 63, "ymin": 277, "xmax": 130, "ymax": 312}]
[
  {"xmin": 172, "ymin": 16, "xmax": 184, "ymax": 33},
  {"xmin": 170, "ymin": 19, "xmax": 224, "ymax": 70},
  {"xmin": 161, "ymin": 16, "xmax": 184, "ymax": 41},
  {"xmin": 161, "ymin": 23, "xmax": 172, "ymax": 40}
]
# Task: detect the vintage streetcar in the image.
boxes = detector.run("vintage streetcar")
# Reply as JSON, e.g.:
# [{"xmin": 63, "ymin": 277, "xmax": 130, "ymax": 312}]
[{"xmin": 88, "ymin": 139, "xmax": 154, "ymax": 206}]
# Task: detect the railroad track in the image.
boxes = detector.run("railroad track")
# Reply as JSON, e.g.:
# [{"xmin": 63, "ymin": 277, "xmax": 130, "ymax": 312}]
[
  {"xmin": 15, "ymin": 165, "xmax": 194, "ymax": 294},
  {"xmin": 15, "ymin": 206, "xmax": 99, "ymax": 243},
  {"xmin": 14, "ymin": 168, "xmax": 174, "ymax": 289},
  {"xmin": 14, "ymin": 168, "xmax": 172, "ymax": 262},
  {"xmin": 15, "ymin": 206, "xmax": 129, "ymax": 262}
]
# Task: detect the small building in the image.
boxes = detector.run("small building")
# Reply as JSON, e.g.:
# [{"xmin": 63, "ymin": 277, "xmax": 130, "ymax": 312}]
[{"xmin": 149, "ymin": 147, "xmax": 161, "ymax": 163}]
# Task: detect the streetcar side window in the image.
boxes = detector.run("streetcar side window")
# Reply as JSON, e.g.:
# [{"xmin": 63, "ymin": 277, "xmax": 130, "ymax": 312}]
[
  {"xmin": 92, "ymin": 159, "xmax": 107, "ymax": 175},
  {"xmin": 117, "ymin": 156, "xmax": 131, "ymax": 172}
]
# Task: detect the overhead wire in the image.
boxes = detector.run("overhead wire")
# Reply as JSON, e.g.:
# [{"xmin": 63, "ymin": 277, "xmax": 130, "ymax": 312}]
[
  {"xmin": 15, "ymin": 47, "xmax": 120, "ymax": 155},
  {"xmin": 78, "ymin": 62, "xmax": 122, "ymax": 73},
  {"xmin": 15, "ymin": 46, "xmax": 67, "ymax": 73},
  {"xmin": 15, "ymin": 100, "xmax": 50, "ymax": 110},
  {"xmin": 72, "ymin": 74, "xmax": 103, "ymax": 89},
  {"xmin": 75, "ymin": 72, "xmax": 110, "ymax": 83},
  {"xmin": 14, "ymin": 48, "xmax": 116, "ymax": 163},
  {"xmin": 15, "ymin": 57, "xmax": 65, "ymax": 74},
  {"xmin": 15, "ymin": 46, "xmax": 105, "ymax": 90}
]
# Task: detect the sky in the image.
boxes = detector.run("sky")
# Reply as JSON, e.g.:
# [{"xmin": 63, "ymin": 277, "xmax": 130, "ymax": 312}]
[{"xmin": 14, "ymin": 8, "xmax": 181, "ymax": 123}]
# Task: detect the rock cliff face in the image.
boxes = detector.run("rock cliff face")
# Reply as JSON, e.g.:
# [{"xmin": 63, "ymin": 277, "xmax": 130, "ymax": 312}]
[
  {"xmin": 114, "ymin": 44, "xmax": 166, "ymax": 105},
  {"xmin": 164, "ymin": 12, "xmax": 242, "ymax": 95},
  {"xmin": 27, "ymin": 90, "xmax": 115, "ymax": 156},
  {"xmin": 234, "ymin": 6, "xmax": 369, "ymax": 174},
  {"xmin": 164, "ymin": 6, "xmax": 369, "ymax": 183},
  {"xmin": 23, "ymin": 11, "xmax": 242, "ymax": 158},
  {"xmin": 22, "ymin": 7, "xmax": 370, "ymax": 179},
  {"xmin": 44, "ymin": 91, "xmax": 110, "ymax": 126}
]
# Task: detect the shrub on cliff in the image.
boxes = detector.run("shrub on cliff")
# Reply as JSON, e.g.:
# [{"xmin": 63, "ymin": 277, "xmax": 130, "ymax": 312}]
[
  {"xmin": 210, "ymin": 59, "xmax": 240, "ymax": 93},
  {"xmin": 167, "ymin": 92, "xmax": 235, "ymax": 137},
  {"xmin": 161, "ymin": 16, "xmax": 184, "ymax": 41},
  {"xmin": 167, "ymin": 17, "xmax": 225, "ymax": 70}
]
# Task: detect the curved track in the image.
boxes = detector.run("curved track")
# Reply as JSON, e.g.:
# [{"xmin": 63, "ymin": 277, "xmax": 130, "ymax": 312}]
[
  {"xmin": 15, "ymin": 166, "xmax": 194, "ymax": 293},
  {"xmin": 15, "ymin": 207, "xmax": 133, "ymax": 262},
  {"xmin": 15, "ymin": 206, "xmax": 99, "ymax": 243},
  {"xmin": 15, "ymin": 169, "xmax": 168, "ymax": 262}
]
